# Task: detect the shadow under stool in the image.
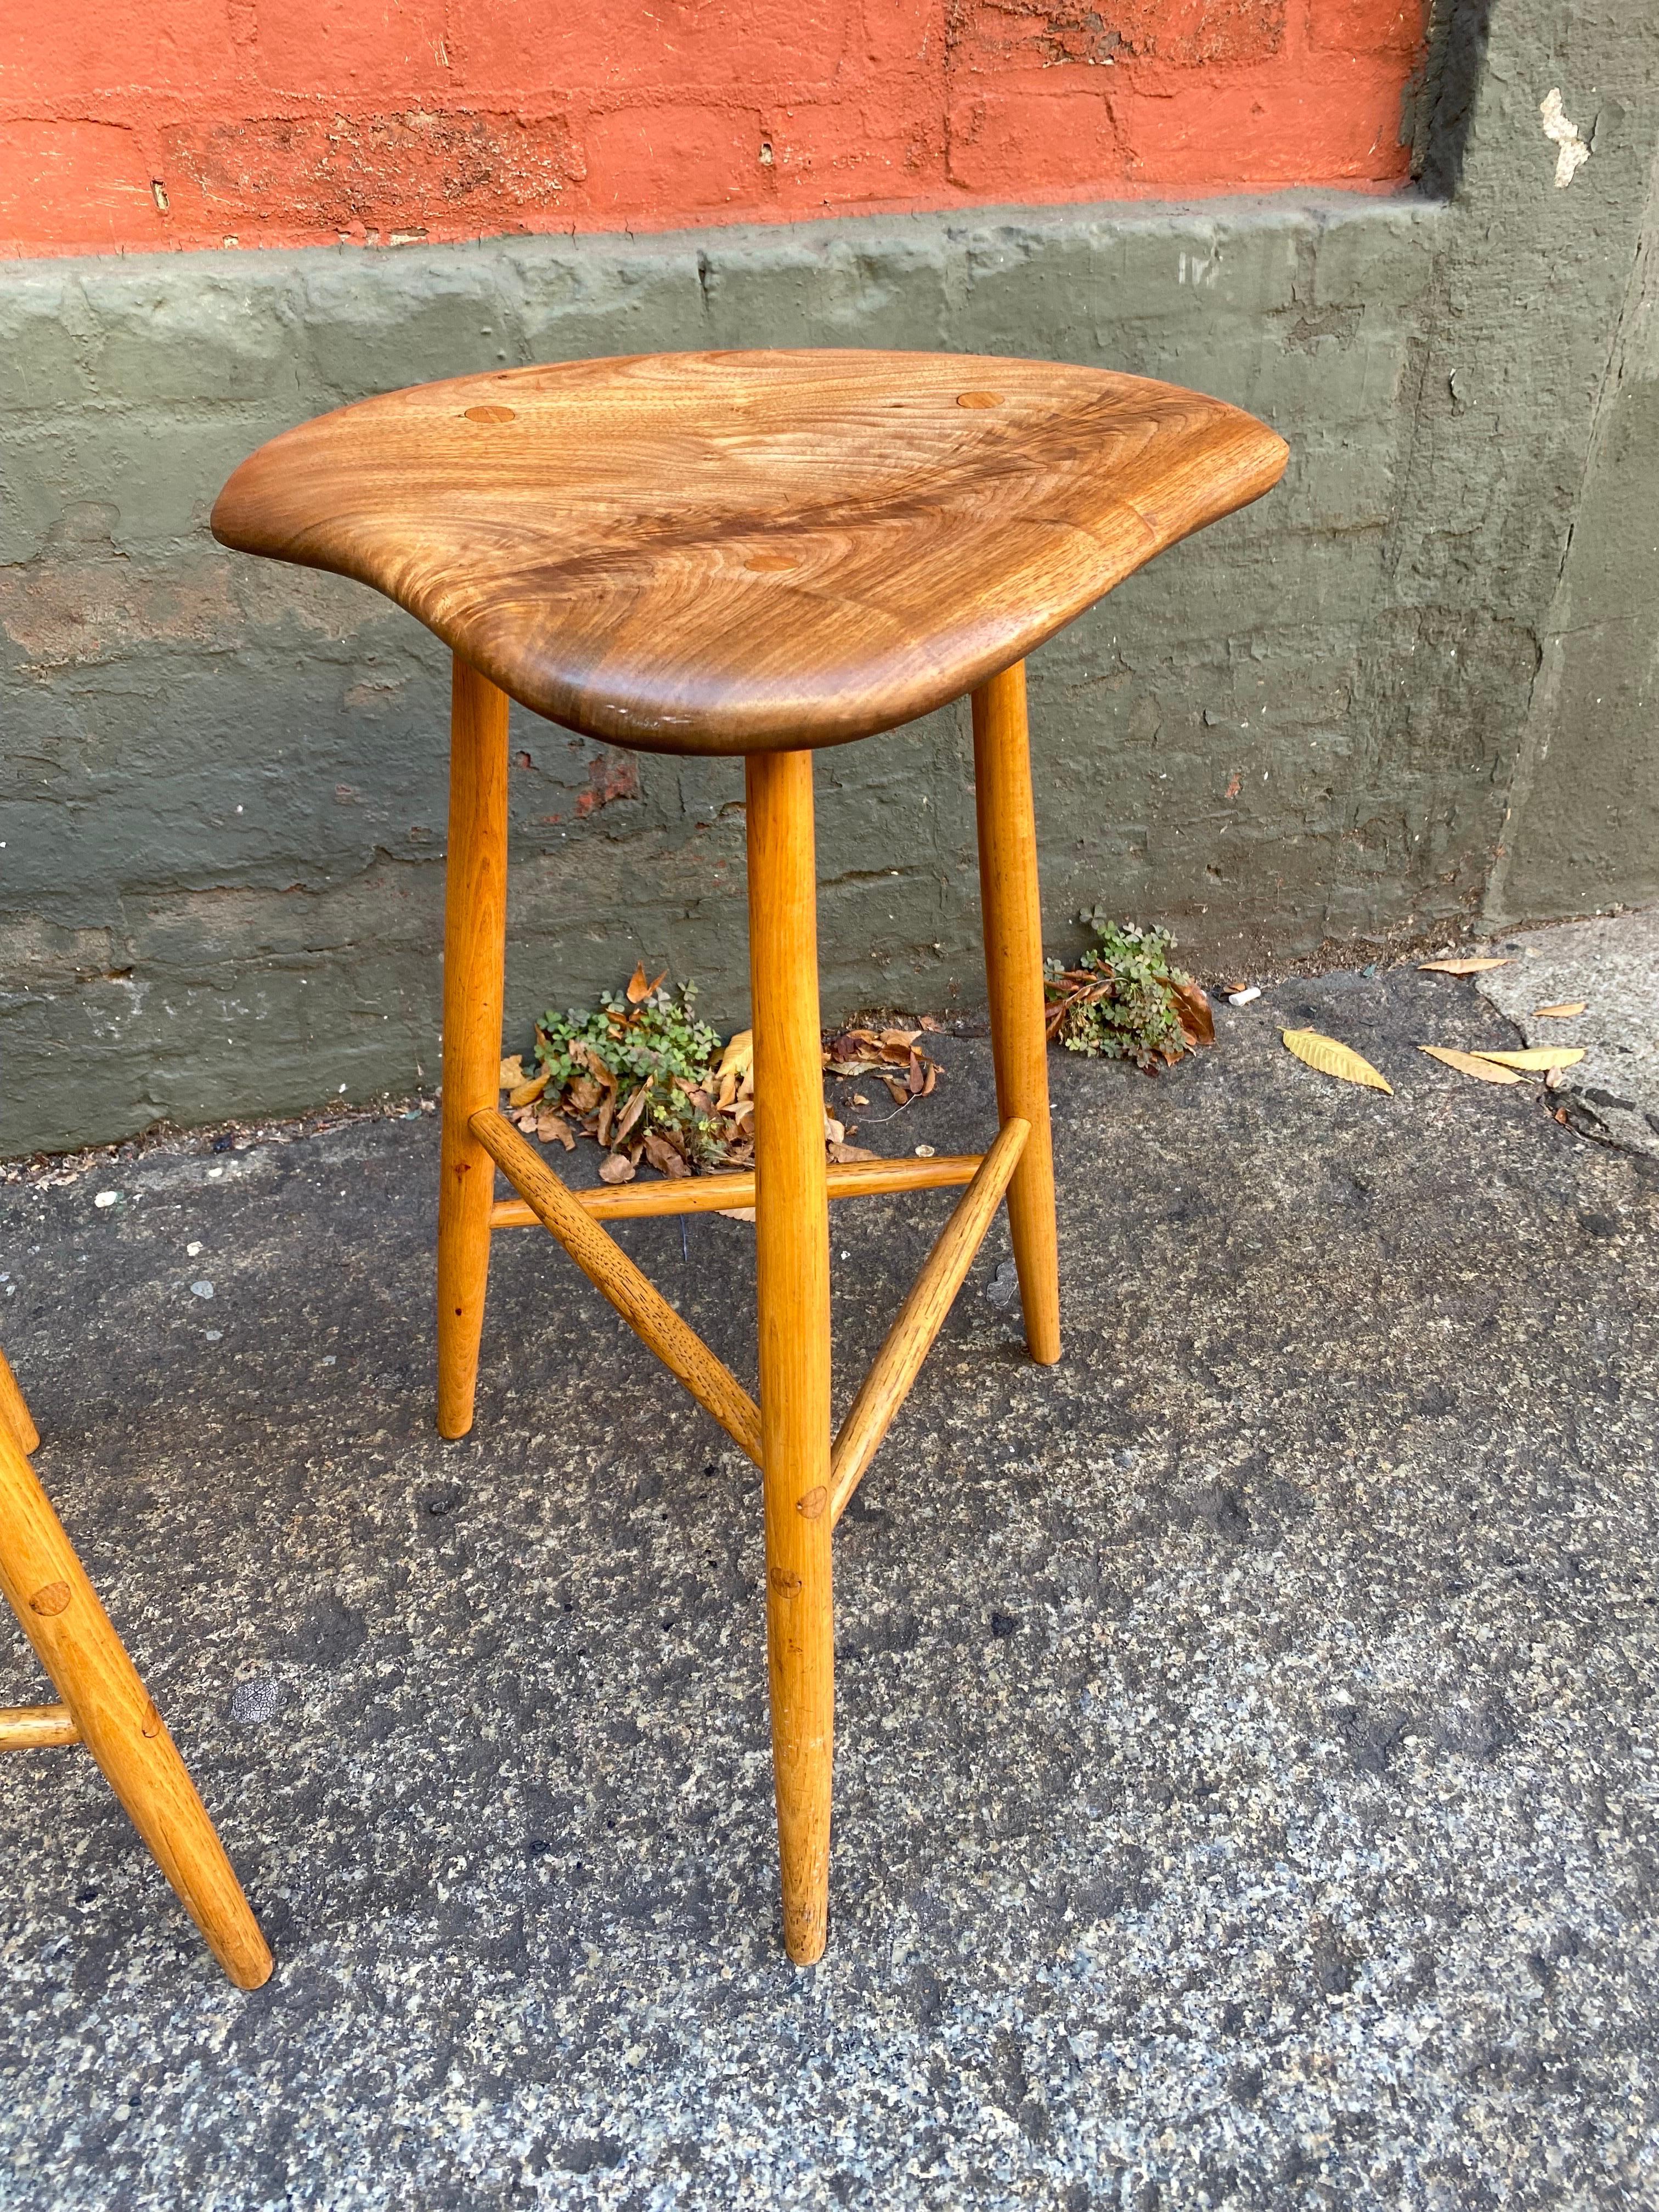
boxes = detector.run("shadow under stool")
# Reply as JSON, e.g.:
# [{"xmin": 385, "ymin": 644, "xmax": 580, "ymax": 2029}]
[
  {"xmin": 213, "ymin": 349, "xmax": 1286, "ymax": 1962},
  {"xmin": 0, "ymin": 1341, "xmax": 271, "ymax": 1987}
]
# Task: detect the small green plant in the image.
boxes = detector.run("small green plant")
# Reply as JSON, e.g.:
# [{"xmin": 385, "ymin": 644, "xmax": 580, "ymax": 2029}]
[
  {"xmin": 519, "ymin": 967, "xmax": 732, "ymax": 1174},
  {"xmin": 1044, "ymin": 916, "xmax": 1211, "ymax": 1071}
]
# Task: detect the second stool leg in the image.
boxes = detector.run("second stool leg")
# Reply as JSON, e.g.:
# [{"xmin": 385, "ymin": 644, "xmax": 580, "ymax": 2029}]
[
  {"xmin": 437, "ymin": 655, "xmax": 510, "ymax": 1439},
  {"xmin": 0, "ymin": 1424, "xmax": 272, "ymax": 1989},
  {"xmin": 972, "ymin": 663, "xmax": 1062, "ymax": 1365},
  {"xmin": 0, "ymin": 1343, "xmax": 40, "ymax": 1456},
  {"xmin": 747, "ymin": 748, "xmax": 834, "ymax": 1965}
]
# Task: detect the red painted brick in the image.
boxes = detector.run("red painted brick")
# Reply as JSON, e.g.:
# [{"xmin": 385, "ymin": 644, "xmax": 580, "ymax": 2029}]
[
  {"xmin": 0, "ymin": 0, "xmax": 1420, "ymax": 256},
  {"xmin": 162, "ymin": 108, "xmax": 582, "ymax": 241},
  {"xmin": 448, "ymin": 0, "xmax": 854, "ymax": 100},
  {"xmin": 1309, "ymin": 0, "xmax": 1426, "ymax": 57},
  {"xmin": 581, "ymin": 102, "xmax": 768, "ymax": 222},
  {"xmin": 952, "ymin": 0, "xmax": 1286, "ymax": 73},
  {"xmin": 0, "ymin": 0, "xmax": 238, "ymax": 101},
  {"xmin": 0, "ymin": 120, "xmax": 159, "ymax": 254},
  {"xmin": 251, "ymin": 0, "xmax": 452, "ymax": 98},
  {"xmin": 947, "ymin": 82, "xmax": 1127, "ymax": 197},
  {"xmin": 767, "ymin": 89, "xmax": 948, "ymax": 211}
]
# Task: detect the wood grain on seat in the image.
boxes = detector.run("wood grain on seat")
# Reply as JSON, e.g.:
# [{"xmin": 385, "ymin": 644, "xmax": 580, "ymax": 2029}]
[{"xmin": 212, "ymin": 350, "xmax": 1286, "ymax": 755}]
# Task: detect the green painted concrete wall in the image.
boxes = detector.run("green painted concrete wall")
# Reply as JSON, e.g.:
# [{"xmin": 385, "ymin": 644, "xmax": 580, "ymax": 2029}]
[{"xmin": 2, "ymin": 2, "xmax": 1656, "ymax": 1158}]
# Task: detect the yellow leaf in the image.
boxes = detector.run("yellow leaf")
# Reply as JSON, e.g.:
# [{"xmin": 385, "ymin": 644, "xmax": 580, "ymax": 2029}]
[
  {"xmin": 1418, "ymin": 1045, "xmax": 1522, "ymax": 1085},
  {"xmin": 1419, "ymin": 957, "xmax": 1511, "ymax": 974},
  {"xmin": 714, "ymin": 1029, "xmax": 753, "ymax": 1088},
  {"xmin": 499, "ymin": 1054, "xmax": 524, "ymax": 1090},
  {"xmin": 625, "ymin": 961, "xmax": 651, "ymax": 1003},
  {"xmin": 1533, "ymin": 1001, "xmax": 1587, "ymax": 1018},
  {"xmin": 1281, "ymin": 1029, "xmax": 1393, "ymax": 1093},
  {"xmin": 507, "ymin": 1069, "xmax": 550, "ymax": 1109},
  {"xmin": 1471, "ymin": 1047, "xmax": 1587, "ymax": 1071}
]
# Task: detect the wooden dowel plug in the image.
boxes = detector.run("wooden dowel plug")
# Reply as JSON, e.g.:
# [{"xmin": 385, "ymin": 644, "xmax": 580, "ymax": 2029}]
[
  {"xmin": 829, "ymin": 1116, "xmax": 1029, "ymax": 1526},
  {"xmin": 470, "ymin": 1108, "xmax": 764, "ymax": 1465}
]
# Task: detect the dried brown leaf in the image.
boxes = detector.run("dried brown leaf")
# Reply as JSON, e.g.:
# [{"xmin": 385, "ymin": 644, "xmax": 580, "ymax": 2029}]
[
  {"xmin": 827, "ymin": 1142, "xmax": 879, "ymax": 1164},
  {"xmin": 1419, "ymin": 957, "xmax": 1511, "ymax": 975},
  {"xmin": 1169, "ymin": 978, "xmax": 1215, "ymax": 1047},
  {"xmin": 499, "ymin": 1054, "xmax": 525, "ymax": 1090},
  {"xmin": 597, "ymin": 1152, "xmax": 635, "ymax": 1184},
  {"xmin": 641, "ymin": 1128, "xmax": 689, "ymax": 1176},
  {"xmin": 884, "ymin": 1077, "xmax": 910, "ymax": 1106},
  {"xmin": 1281, "ymin": 1028, "xmax": 1393, "ymax": 1094},
  {"xmin": 1418, "ymin": 1045, "xmax": 1523, "ymax": 1086},
  {"xmin": 1534, "ymin": 1001, "xmax": 1587, "ymax": 1018},
  {"xmin": 718, "ymin": 1206, "xmax": 757, "ymax": 1222},
  {"xmin": 612, "ymin": 1087, "xmax": 649, "ymax": 1144},
  {"xmin": 536, "ymin": 1110, "xmax": 578, "ymax": 1150},
  {"xmin": 919, "ymin": 1014, "xmax": 945, "ymax": 1032}
]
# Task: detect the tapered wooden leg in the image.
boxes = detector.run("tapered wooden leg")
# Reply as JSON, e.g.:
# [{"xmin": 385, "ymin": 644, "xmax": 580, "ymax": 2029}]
[
  {"xmin": 437, "ymin": 654, "xmax": 510, "ymax": 1439},
  {"xmin": 0, "ymin": 1344, "xmax": 40, "ymax": 1457},
  {"xmin": 0, "ymin": 1425, "xmax": 272, "ymax": 1988},
  {"xmin": 972, "ymin": 662, "xmax": 1061, "ymax": 1365},
  {"xmin": 747, "ymin": 749, "xmax": 834, "ymax": 1966}
]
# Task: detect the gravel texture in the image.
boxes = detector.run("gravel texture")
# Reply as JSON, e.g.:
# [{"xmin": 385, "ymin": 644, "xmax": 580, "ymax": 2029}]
[{"xmin": 1, "ymin": 944, "xmax": 1656, "ymax": 2210}]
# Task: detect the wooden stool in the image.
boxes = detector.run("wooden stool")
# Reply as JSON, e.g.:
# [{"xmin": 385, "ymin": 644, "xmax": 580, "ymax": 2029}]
[
  {"xmin": 215, "ymin": 351, "xmax": 1285, "ymax": 1962},
  {"xmin": 0, "ymin": 1342, "xmax": 272, "ymax": 1988}
]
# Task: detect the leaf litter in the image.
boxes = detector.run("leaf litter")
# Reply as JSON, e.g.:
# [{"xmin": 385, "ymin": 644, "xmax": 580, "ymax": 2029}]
[
  {"xmin": 1044, "ymin": 919, "xmax": 1213, "ymax": 1070},
  {"xmin": 501, "ymin": 965, "xmax": 939, "ymax": 1188}
]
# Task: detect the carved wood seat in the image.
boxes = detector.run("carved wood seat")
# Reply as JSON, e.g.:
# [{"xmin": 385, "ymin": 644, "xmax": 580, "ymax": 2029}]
[
  {"xmin": 214, "ymin": 349, "xmax": 1286, "ymax": 1966},
  {"xmin": 212, "ymin": 349, "xmax": 1286, "ymax": 755}
]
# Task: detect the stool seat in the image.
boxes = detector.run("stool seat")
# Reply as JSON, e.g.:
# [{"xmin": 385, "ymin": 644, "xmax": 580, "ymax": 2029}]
[{"xmin": 212, "ymin": 348, "xmax": 1286, "ymax": 755}]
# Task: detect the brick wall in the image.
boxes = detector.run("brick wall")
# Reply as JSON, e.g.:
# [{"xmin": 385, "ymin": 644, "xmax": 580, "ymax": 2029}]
[{"xmin": 2, "ymin": 0, "xmax": 1422, "ymax": 257}]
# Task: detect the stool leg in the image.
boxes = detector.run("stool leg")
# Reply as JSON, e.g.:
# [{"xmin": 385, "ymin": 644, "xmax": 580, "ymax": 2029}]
[
  {"xmin": 0, "ymin": 1423, "xmax": 272, "ymax": 1989},
  {"xmin": 0, "ymin": 1343, "xmax": 40, "ymax": 1457},
  {"xmin": 437, "ymin": 654, "xmax": 510, "ymax": 1439},
  {"xmin": 747, "ymin": 749, "xmax": 834, "ymax": 1965},
  {"xmin": 972, "ymin": 663, "xmax": 1062, "ymax": 1365}
]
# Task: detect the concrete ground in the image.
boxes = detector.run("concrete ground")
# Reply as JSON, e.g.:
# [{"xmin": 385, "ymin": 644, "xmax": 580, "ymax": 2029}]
[{"xmin": 1, "ymin": 923, "xmax": 1656, "ymax": 2211}]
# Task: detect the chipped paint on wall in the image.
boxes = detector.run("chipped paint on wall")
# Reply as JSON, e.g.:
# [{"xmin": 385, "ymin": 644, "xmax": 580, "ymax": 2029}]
[{"xmin": 1539, "ymin": 89, "xmax": 1591, "ymax": 188}]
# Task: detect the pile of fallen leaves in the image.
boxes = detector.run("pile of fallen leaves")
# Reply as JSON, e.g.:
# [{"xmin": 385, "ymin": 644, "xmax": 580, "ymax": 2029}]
[
  {"xmin": 1044, "ymin": 918, "xmax": 1214, "ymax": 1071},
  {"xmin": 499, "ymin": 964, "xmax": 735, "ymax": 1184},
  {"xmin": 498, "ymin": 966, "xmax": 943, "ymax": 1184}
]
